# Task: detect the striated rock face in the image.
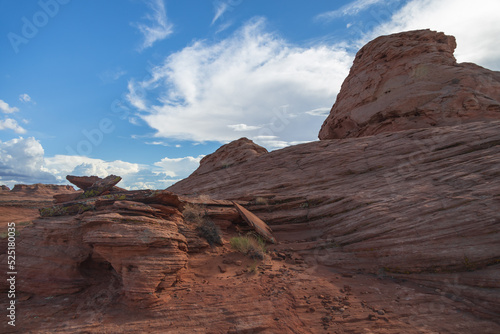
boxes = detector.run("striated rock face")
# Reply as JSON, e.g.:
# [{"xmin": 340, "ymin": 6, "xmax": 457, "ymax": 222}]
[
  {"xmin": 192, "ymin": 137, "xmax": 268, "ymax": 175},
  {"xmin": 0, "ymin": 185, "xmax": 9, "ymax": 191},
  {"xmin": 318, "ymin": 29, "xmax": 500, "ymax": 139},
  {"xmin": 169, "ymin": 120, "xmax": 500, "ymax": 320},
  {"xmin": 16, "ymin": 191, "xmax": 190, "ymax": 304}
]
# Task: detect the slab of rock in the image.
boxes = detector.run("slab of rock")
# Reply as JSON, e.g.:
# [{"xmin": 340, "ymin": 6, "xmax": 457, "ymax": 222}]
[
  {"xmin": 66, "ymin": 175, "xmax": 127, "ymax": 194},
  {"xmin": 318, "ymin": 29, "xmax": 500, "ymax": 139}
]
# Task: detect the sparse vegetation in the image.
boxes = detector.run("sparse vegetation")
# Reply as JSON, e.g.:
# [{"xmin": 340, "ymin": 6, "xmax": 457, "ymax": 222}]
[
  {"xmin": 196, "ymin": 218, "xmax": 222, "ymax": 246},
  {"xmin": 182, "ymin": 203, "xmax": 206, "ymax": 224},
  {"xmin": 230, "ymin": 234, "xmax": 266, "ymax": 260},
  {"xmin": 254, "ymin": 197, "xmax": 269, "ymax": 206},
  {"xmin": 197, "ymin": 194, "xmax": 212, "ymax": 203},
  {"xmin": 183, "ymin": 203, "xmax": 222, "ymax": 246}
]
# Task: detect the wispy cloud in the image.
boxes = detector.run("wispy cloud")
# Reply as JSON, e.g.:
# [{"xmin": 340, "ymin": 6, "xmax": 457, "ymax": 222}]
[
  {"xmin": 126, "ymin": 80, "xmax": 148, "ymax": 111},
  {"xmin": 0, "ymin": 118, "xmax": 26, "ymax": 134},
  {"xmin": 316, "ymin": 0, "xmax": 393, "ymax": 21},
  {"xmin": 305, "ymin": 107, "xmax": 331, "ymax": 117},
  {"xmin": 133, "ymin": 0, "xmax": 173, "ymax": 51},
  {"xmin": 0, "ymin": 99, "xmax": 19, "ymax": 113},
  {"xmin": 212, "ymin": 2, "xmax": 229, "ymax": 25},
  {"xmin": 19, "ymin": 93, "xmax": 32, "ymax": 103},
  {"xmin": 126, "ymin": 18, "xmax": 351, "ymax": 149},
  {"xmin": 99, "ymin": 68, "xmax": 127, "ymax": 83}
]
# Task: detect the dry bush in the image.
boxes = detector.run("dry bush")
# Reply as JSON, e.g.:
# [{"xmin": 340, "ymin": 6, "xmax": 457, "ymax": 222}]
[
  {"xmin": 183, "ymin": 203, "xmax": 222, "ymax": 246},
  {"xmin": 230, "ymin": 234, "xmax": 266, "ymax": 260}
]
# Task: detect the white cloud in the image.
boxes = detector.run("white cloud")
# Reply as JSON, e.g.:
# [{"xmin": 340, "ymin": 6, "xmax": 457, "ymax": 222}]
[
  {"xmin": 212, "ymin": 1, "xmax": 229, "ymax": 25},
  {"xmin": 127, "ymin": 18, "xmax": 351, "ymax": 149},
  {"xmin": 126, "ymin": 80, "xmax": 148, "ymax": 111},
  {"xmin": 227, "ymin": 124, "xmax": 262, "ymax": 131},
  {"xmin": 0, "ymin": 136, "xmax": 201, "ymax": 190},
  {"xmin": 0, "ymin": 99, "xmax": 19, "ymax": 113},
  {"xmin": 305, "ymin": 107, "xmax": 331, "ymax": 117},
  {"xmin": 133, "ymin": 0, "xmax": 173, "ymax": 51},
  {"xmin": 0, "ymin": 137, "xmax": 56, "ymax": 186},
  {"xmin": 153, "ymin": 155, "xmax": 203, "ymax": 178},
  {"xmin": 19, "ymin": 93, "xmax": 31, "ymax": 103},
  {"xmin": 316, "ymin": 0, "xmax": 395, "ymax": 21},
  {"xmin": 0, "ymin": 118, "xmax": 26, "ymax": 134},
  {"xmin": 99, "ymin": 68, "xmax": 127, "ymax": 83},
  {"xmin": 364, "ymin": 0, "xmax": 500, "ymax": 70}
]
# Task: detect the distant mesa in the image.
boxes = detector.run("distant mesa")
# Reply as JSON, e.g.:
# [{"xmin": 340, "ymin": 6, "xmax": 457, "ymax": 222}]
[
  {"xmin": 318, "ymin": 29, "xmax": 500, "ymax": 139},
  {"xmin": 0, "ymin": 185, "xmax": 10, "ymax": 191},
  {"xmin": 10, "ymin": 183, "xmax": 75, "ymax": 194}
]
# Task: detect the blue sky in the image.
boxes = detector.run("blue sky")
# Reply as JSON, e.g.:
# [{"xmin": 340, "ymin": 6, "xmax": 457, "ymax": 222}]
[{"xmin": 1, "ymin": 0, "xmax": 499, "ymax": 189}]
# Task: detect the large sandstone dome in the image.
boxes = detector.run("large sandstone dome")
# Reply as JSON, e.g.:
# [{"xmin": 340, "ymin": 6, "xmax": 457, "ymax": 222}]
[{"xmin": 319, "ymin": 29, "xmax": 500, "ymax": 139}]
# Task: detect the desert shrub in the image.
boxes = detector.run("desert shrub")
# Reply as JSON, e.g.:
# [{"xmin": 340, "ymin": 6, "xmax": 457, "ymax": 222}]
[
  {"xmin": 254, "ymin": 197, "xmax": 268, "ymax": 205},
  {"xmin": 196, "ymin": 218, "xmax": 222, "ymax": 246},
  {"xmin": 197, "ymin": 194, "xmax": 212, "ymax": 203},
  {"xmin": 182, "ymin": 203, "xmax": 205, "ymax": 224},
  {"xmin": 183, "ymin": 203, "xmax": 222, "ymax": 246},
  {"xmin": 230, "ymin": 235, "xmax": 266, "ymax": 260}
]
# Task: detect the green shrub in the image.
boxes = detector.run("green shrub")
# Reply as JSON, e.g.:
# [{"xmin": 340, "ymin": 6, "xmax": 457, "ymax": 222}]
[{"xmin": 230, "ymin": 235, "xmax": 266, "ymax": 260}]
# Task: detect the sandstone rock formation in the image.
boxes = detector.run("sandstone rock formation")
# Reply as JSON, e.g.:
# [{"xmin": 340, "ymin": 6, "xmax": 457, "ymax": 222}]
[
  {"xmin": 193, "ymin": 137, "xmax": 268, "ymax": 175},
  {"xmin": 2, "ymin": 30, "xmax": 500, "ymax": 333},
  {"xmin": 15, "ymin": 190, "xmax": 190, "ymax": 305},
  {"xmin": 319, "ymin": 29, "xmax": 500, "ymax": 139},
  {"xmin": 0, "ymin": 185, "xmax": 9, "ymax": 191},
  {"xmin": 170, "ymin": 121, "xmax": 500, "ymax": 323}
]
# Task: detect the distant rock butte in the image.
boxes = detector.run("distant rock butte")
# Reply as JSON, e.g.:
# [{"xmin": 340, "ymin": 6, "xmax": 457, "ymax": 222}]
[
  {"xmin": 10, "ymin": 183, "xmax": 75, "ymax": 194},
  {"xmin": 0, "ymin": 185, "xmax": 9, "ymax": 191},
  {"xmin": 318, "ymin": 29, "xmax": 500, "ymax": 139}
]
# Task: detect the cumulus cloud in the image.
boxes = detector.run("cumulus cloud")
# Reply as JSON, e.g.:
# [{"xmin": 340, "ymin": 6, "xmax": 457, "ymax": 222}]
[
  {"xmin": 316, "ymin": 0, "xmax": 398, "ymax": 21},
  {"xmin": 0, "ymin": 137, "xmax": 56, "ymax": 186},
  {"xmin": 363, "ymin": 0, "xmax": 500, "ymax": 70},
  {"xmin": 133, "ymin": 0, "xmax": 173, "ymax": 51},
  {"xmin": 0, "ymin": 99, "xmax": 19, "ymax": 113},
  {"xmin": 127, "ymin": 18, "xmax": 351, "ymax": 149},
  {"xmin": 0, "ymin": 136, "xmax": 201, "ymax": 189},
  {"xmin": 0, "ymin": 118, "xmax": 26, "ymax": 134}
]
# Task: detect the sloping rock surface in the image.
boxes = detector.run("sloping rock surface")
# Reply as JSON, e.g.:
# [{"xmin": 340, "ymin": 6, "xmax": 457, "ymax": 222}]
[
  {"xmin": 170, "ymin": 120, "xmax": 500, "ymax": 321},
  {"xmin": 319, "ymin": 29, "xmax": 500, "ymax": 139}
]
